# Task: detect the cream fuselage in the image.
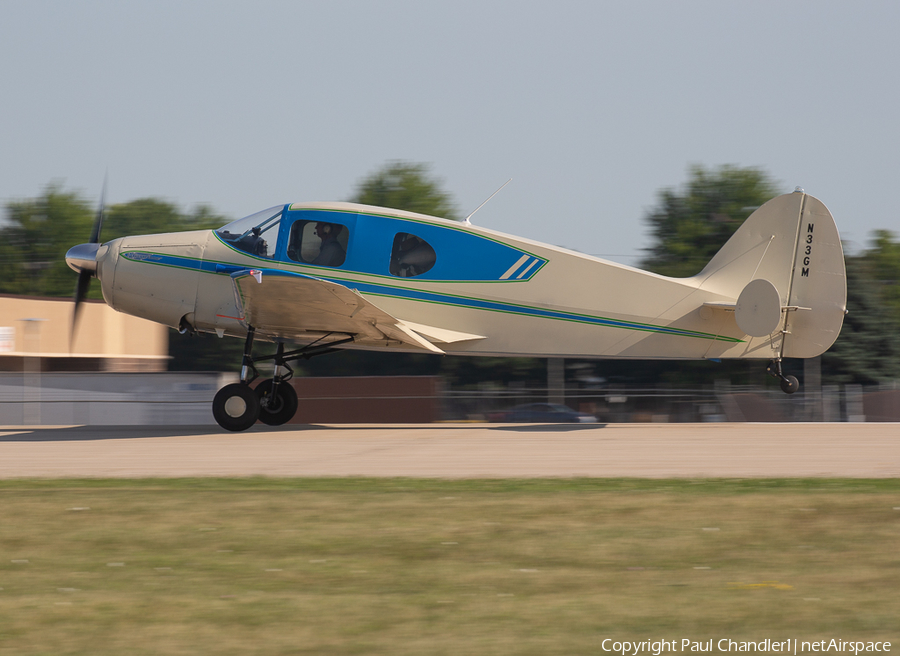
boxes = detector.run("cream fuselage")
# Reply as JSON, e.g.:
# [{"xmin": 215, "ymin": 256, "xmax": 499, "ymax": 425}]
[{"xmin": 96, "ymin": 196, "xmax": 845, "ymax": 361}]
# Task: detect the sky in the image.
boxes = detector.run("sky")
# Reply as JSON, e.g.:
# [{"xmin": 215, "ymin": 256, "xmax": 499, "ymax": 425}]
[{"xmin": 2, "ymin": 1, "xmax": 898, "ymax": 266}]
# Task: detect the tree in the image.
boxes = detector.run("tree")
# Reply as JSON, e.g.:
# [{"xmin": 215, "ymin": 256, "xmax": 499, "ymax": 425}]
[
  {"xmin": 821, "ymin": 245, "xmax": 900, "ymax": 384},
  {"xmin": 641, "ymin": 165, "xmax": 781, "ymax": 277},
  {"xmin": 103, "ymin": 199, "xmax": 225, "ymax": 242},
  {"xmin": 0, "ymin": 186, "xmax": 94, "ymax": 297},
  {"xmin": 350, "ymin": 162, "xmax": 459, "ymax": 220},
  {"xmin": 0, "ymin": 189, "xmax": 229, "ymax": 300},
  {"xmin": 866, "ymin": 229, "xmax": 900, "ymax": 323}
]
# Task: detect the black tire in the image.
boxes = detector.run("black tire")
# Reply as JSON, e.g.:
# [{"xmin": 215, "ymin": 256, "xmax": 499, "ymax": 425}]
[
  {"xmin": 780, "ymin": 375, "xmax": 800, "ymax": 395},
  {"xmin": 255, "ymin": 379, "xmax": 299, "ymax": 426},
  {"xmin": 213, "ymin": 383, "xmax": 261, "ymax": 431}
]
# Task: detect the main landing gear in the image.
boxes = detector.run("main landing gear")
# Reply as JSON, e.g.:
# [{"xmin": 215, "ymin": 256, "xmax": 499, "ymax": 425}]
[
  {"xmin": 767, "ymin": 358, "xmax": 799, "ymax": 395},
  {"xmin": 212, "ymin": 327, "xmax": 353, "ymax": 432}
]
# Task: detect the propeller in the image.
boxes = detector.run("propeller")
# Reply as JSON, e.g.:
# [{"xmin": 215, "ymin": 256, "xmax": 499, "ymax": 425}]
[{"xmin": 67, "ymin": 177, "xmax": 107, "ymax": 341}]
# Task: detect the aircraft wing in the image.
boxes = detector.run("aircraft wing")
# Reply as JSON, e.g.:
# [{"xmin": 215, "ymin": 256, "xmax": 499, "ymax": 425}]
[{"xmin": 229, "ymin": 267, "xmax": 461, "ymax": 353}]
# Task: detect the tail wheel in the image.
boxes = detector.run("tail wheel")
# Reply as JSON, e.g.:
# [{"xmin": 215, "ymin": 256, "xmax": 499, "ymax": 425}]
[
  {"xmin": 213, "ymin": 383, "xmax": 261, "ymax": 431},
  {"xmin": 255, "ymin": 379, "xmax": 299, "ymax": 426},
  {"xmin": 767, "ymin": 359, "xmax": 801, "ymax": 395},
  {"xmin": 780, "ymin": 375, "xmax": 800, "ymax": 395}
]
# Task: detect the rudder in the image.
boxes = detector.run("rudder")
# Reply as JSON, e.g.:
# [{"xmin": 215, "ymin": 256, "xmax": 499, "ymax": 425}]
[{"xmin": 781, "ymin": 194, "xmax": 846, "ymax": 357}]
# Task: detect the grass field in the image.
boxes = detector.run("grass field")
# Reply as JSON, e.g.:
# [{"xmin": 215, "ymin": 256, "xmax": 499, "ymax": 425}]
[{"xmin": 1, "ymin": 478, "xmax": 898, "ymax": 655}]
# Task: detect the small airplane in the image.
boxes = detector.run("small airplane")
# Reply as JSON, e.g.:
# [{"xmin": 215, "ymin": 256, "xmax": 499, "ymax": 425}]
[{"xmin": 66, "ymin": 188, "xmax": 846, "ymax": 431}]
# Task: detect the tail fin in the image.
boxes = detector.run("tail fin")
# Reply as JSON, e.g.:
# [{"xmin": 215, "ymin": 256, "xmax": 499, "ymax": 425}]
[{"xmin": 694, "ymin": 190, "xmax": 846, "ymax": 358}]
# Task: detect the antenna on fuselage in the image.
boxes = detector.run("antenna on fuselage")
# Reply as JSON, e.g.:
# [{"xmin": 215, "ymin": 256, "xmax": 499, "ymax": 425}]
[{"xmin": 463, "ymin": 178, "xmax": 512, "ymax": 225}]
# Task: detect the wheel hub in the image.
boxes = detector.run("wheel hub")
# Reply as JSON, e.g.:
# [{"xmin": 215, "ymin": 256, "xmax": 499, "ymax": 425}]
[
  {"xmin": 223, "ymin": 396, "xmax": 247, "ymax": 418},
  {"xmin": 261, "ymin": 392, "xmax": 284, "ymax": 413}
]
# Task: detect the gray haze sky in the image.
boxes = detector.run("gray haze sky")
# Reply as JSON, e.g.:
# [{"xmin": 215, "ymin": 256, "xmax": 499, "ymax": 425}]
[{"xmin": 2, "ymin": 0, "xmax": 898, "ymax": 265}]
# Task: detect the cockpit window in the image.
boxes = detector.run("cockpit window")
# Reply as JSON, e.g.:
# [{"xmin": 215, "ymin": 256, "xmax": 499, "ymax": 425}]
[
  {"xmin": 216, "ymin": 206, "xmax": 283, "ymax": 258},
  {"xmin": 389, "ymin": 232, "xmax": 436, "ymax": 277},
  {"xmin": 287, "ymin": 220, "xmax": 348, "ymax": 267}
]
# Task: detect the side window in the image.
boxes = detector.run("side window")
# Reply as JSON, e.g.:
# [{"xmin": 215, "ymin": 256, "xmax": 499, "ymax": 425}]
[
  {"xmin": 389, "ymin": 232, "xmax": 436, "ymax": 277},
  {"xmin": 287, "ymin": 220, "xmax": 348, "ymax": 267}
]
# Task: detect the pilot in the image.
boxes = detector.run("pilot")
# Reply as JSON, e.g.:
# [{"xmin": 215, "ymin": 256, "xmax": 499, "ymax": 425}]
[
  {"xmin": 237, "ymin": 226, "xmax": 268, "ymax": 257},
  {"xmin": 312, "ymin": 222, "xmax": 345, "ymax": 266}
]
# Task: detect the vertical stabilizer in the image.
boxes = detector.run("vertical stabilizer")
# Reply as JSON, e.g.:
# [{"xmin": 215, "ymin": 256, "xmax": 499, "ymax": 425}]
[
  {"xmin": 693, "ymin": 192, "xmax": 805, "ymax": 301},
  {"xmin": 692, "ymin": 191, "xmax": 846, "ymax": 358}
]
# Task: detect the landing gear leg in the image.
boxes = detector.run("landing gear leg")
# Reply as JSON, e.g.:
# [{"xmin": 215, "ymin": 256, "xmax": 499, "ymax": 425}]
[
  {"xmin": 256, "ymin": 343, "xmax": 299, "ymax": 426},
  {"xmin": 212, "ymin": 331, "xmax": 355, "ymax": 431},
  {"xmin": 212, "ymin": 327, "xmax": 261, "ymax": 431},
  {"xmin": 767, "ymin": 358, "xmax": 799, "ymax": 395}
]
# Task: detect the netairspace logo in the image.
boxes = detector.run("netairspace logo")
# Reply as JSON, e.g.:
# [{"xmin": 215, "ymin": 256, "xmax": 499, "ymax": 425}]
[{"xmin": 600, "ymin": 640, "xmax": 892, "ymax": 656}]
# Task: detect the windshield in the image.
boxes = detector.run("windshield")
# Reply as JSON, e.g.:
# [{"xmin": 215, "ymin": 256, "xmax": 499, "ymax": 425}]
[{"xmin": 216, "ymin": 205, "xmax": 284, "ymax": 258}]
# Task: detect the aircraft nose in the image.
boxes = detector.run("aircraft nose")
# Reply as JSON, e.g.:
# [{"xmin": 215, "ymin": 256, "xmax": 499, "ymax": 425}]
[{"xmin": 66, "ymin": 242, "xmax": 102, "ymax": 274}]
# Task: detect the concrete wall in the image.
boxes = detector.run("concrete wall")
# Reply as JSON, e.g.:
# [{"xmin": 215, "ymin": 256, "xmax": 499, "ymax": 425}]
[
  {"xmin": 0, "ymin": 373, "xmax": 442, "ymax": 425},
  {"xmin": 0, "ymin": 372, "xmax": 228, "ymax": 425}
]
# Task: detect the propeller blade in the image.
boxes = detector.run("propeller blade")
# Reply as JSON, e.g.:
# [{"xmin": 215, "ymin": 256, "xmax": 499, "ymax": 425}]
[
  {"xmin": 89, "ymin": 174, "xmax": 107, "ymax": 244},
  {"xmin": 71, "ymin": 269, "xmax": 92, "ymax": 345}
]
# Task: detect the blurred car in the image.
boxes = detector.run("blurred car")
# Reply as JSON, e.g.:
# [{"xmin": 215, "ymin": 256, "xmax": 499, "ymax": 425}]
[{"xmin": 487, "ymin": 403, "xmax": 597, "ymax": 423}]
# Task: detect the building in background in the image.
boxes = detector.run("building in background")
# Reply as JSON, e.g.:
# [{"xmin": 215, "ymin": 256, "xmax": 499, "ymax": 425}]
[{"xmin": 0, "ymin": 295, "xmax": 168, "ymax": 372}]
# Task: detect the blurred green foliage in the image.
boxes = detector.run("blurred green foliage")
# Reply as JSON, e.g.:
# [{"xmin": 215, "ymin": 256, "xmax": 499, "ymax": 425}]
[
  {"xmin": 103, "ymin": 198, "xmax": 224, "ymax": 241},
  {"xmin": 640, "ymin": 164, "xmax": 781, "ymax": 277},
  {"xmin": 0, "ymin": 185, "xmax": 94, "ymax": 298},
  {"xmin": 0, "ymin": 187, "xmax": 226, "ymax": 299},
  {"xmin": 822, "ymin": 240, "xmax": 900, "ymax": 383},
  {"xmin": 350, "ymin": 161, "xmax": 459, "ymax": 221},
  {"xmin": 867, "ymin": 229, "xmax": 900, "ymax": 323}
]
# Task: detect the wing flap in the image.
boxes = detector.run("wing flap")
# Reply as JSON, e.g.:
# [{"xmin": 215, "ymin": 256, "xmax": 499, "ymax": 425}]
[
  {"xmin": 230, "ymin": 268, "xmax": 445, "ymax": 352},
  {"xmin": 400, "ymin": 320, "xmax": 486, "ymax": 344},
  {"xmin": 379, "ymin": 322, "xmax": 445, "ymax": 354}
]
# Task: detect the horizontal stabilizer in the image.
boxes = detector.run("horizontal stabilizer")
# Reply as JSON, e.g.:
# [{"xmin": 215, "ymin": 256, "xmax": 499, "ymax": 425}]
[
  {"xmin": 735, "ymin": 278, "xmax": 781, "ymax": 337},
  {"xmin": 702, "ymin": 278, "xmax": 817, "ymax": 338}
]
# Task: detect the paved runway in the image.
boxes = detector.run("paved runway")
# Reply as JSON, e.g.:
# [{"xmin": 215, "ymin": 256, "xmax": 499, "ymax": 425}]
[{"xmin": 1, "ymin": 422, "xmax": 898, "ymax": 478}]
